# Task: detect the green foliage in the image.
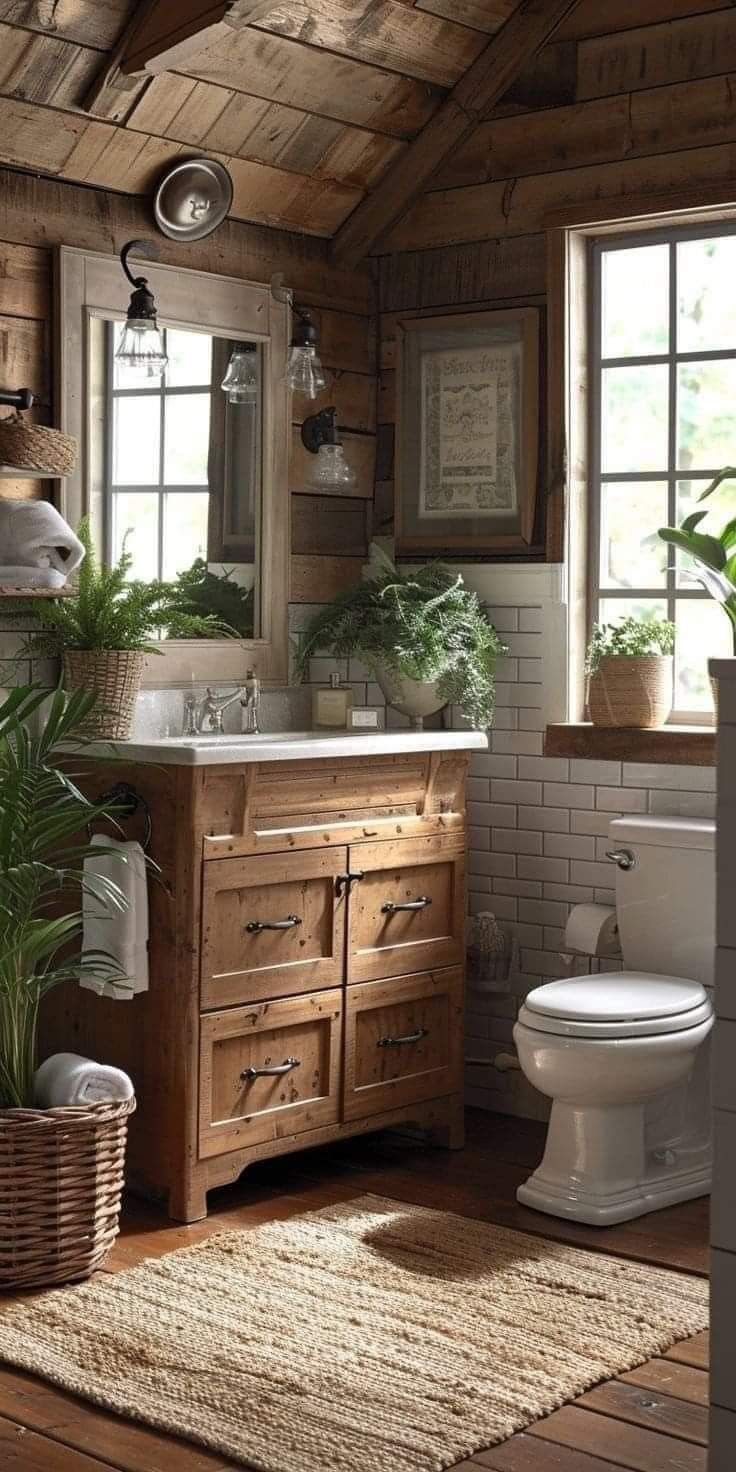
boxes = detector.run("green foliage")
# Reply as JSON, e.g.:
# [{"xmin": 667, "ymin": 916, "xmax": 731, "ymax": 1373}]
[
  {"xmin": 22, "ymin": 519, "xmax": 232, "ymax": 656},
  {"xmin": 659, "ymin": 466, "xmax": 736, "ymax": 653},
  {"xmin": 586, "ymin": 616, "xmax": 675, "ymax": 676},
  {"xmin": 294, "ymin": 545, "xmax": 507, "ymax": 728},
  {"xmin": 166, "ymin": 558, "xmax": 254, "ymax": 639},
  {"xmin": 0, "ymin": 685, "xmax": 131, "ymax": 1108}
]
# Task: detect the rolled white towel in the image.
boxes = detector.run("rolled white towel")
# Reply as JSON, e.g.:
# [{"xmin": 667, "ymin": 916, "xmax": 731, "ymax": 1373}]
[{"xmin": 34, "ymin": 1052, "xmax": 134, "ymax": 1108}]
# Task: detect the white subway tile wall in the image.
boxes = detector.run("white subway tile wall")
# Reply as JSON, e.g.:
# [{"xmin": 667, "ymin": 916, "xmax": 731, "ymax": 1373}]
[{"xmin": 463, "ymin": 601, "xmax": 715, "ymax": 1124}]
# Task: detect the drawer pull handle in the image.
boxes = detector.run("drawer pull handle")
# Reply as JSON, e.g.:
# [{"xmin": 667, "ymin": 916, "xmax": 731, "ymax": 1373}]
[
  {"xmin": 241, "ymin": 1056, "xmax": 301, "ymax": 1081},
  {"xmin": 245, "ymin": 914, "xmax": 302, "ymax": 933},
  {"xmin": 381, "ymin": 895, "xmax": 432, "ymax": 915},
  {"xmin": 335, "ymin": 870, "xmax": 364, "ymax": 896},
  {"xmin": 377, "ymin": 1028, "xmax": 428, "ymax": 1048}
]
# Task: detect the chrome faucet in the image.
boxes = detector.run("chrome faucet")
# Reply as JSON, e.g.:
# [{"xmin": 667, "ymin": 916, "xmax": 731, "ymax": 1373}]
[
  {"xmin": 200, "ymin": 686, "xmax": 248, "ymax": 734},
  {"xmin": 241, "ymin": 670, "xmax": 260, "ymax": 735}
]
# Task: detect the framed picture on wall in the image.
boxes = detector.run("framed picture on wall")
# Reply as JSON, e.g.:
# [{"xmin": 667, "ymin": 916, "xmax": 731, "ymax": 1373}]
[{"xmin": 395, "ymin": 307, "xmax": 540, "ymax": 556}]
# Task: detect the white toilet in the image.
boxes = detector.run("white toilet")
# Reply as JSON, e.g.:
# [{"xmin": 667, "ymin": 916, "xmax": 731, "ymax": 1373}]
[{"xmin": 514, "ymin": 815, "xmax": 715, "ymax": 1226}]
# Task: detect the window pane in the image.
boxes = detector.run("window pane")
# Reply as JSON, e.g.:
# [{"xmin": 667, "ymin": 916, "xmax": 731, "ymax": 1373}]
[
  {"xmin": 601, "ymin": 365, "xmax": 668, "ymax": 472},
  {"xmin": 602, "ymin": 244, "xmax": 669, "ymax": 358},
  {"xmin": 600, "ymin": 481, "xmax": 668, "ymax": 589},
  {"xmin": 165, "ymin": 329, "xmax": 213, "ymax": 388},
  {"xmin": 112, "ymin": 321, "xmax": 164, "ymax": 390},
  {"xmin": 677, "ymin": 359, "xmax": 736, "ymax": 471},
  {"xmin": 111, "ymin": 493, "xmax": 159, "ymax": 581},
  {"xmin": 598, "ymin": 597, "xmax": 669, "ymax": 627},
  {"xmin": 163, "ymin": 394, "xmax": 211, "ymax": 485},
  {"xmin": 112, "ymin": 396, "xmax": 160, "ymax": 484},
  {"xmin": 678, "ymin": 236, "xmax": 736, "ymax": 353},
  {"xmin": 675, "ymin": 598, "xmax": 732, "ymax": 712},
  {"xmin": 162, "ymin": 493, "xmax": 209, "ymax": 580}
]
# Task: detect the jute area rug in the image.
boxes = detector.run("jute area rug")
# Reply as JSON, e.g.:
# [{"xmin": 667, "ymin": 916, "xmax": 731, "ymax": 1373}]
[{"xmin": 0, "ymin": 1194, "xmax": 708, "ymax": 1472}]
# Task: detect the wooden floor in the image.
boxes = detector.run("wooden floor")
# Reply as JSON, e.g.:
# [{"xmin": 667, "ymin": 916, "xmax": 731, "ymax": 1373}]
[{"xmin": 0, "ymin": 1109, "xmax": 710, "ymax": 1471}]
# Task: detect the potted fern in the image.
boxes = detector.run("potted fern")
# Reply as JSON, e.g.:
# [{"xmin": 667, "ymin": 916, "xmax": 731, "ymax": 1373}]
[
  {"xmin": 586, "ymin": 616, "xmax": 675, "ymax": 728},
  {"xmin": 295, "ymin": 546, "xmax": 506, "ymax": 728},
  {"xmin": 24, "ymin": 520, "xmax": 228, "ymax": 739},
  {"xmin": 0, "ymin": 683, "xmax": 135, "ymax": 1288}
]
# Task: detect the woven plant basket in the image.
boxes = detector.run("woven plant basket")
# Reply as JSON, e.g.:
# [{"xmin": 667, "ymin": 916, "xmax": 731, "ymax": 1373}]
[
  {"xmin": 63, "ymin": 649, "xmax": 146, "ymax": 739},
  {"xmin": 588, "ymin": 655, "xmax": 673, "ymax": 728},
  {"xmin": 0, "ymin": 1098, "xmax": 135, "ymax": 1290},
  {"xmin": 0, "ymin": 414, "xmax": 77, "ymax": 476}
]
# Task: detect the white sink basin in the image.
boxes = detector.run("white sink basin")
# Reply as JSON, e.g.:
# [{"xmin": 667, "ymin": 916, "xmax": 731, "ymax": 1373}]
[{"xmin": 82, "ymin": 729, "xmax": 488, "ymax": 766}]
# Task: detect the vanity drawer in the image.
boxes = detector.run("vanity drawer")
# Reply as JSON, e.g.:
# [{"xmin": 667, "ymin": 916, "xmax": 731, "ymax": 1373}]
[
  {"xmin": 201, "ymin": 848, "xmax": 347, "ymax": 1008},
  {"xmin": 343, "ymin": 967, "xmax": 463, "ymax": 1121},
  {"xmin": 348, "ymin": 835, "xmax": 465, "ymax": 983},
  {"xmin": 199, "ymin": 990, "xmax": 342, "ymax": 1158}
]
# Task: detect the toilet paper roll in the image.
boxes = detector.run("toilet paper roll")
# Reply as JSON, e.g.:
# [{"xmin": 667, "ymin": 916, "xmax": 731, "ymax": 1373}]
[{"xmin": 564, "ymin": 903, "xmax": 621, "ymax": 958}]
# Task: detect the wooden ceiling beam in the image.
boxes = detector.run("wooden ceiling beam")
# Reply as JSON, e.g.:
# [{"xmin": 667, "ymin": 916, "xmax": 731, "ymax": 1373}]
[
  {"xmin": 82, "ymin": 0, "xmax": 285, "ymax": 121},
  {"xmin": 330, "ymin": 0, "xmax": 584, "ymax": 266}
]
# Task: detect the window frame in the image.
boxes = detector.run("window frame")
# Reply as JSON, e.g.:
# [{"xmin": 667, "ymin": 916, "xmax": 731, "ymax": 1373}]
[
  {"xmin": 587, "ymin": 220, "xmax": 736, "ymax": 726},
  {"xmin": 104, "ymin": 322, "xmax": 213, "ymax": 582}
]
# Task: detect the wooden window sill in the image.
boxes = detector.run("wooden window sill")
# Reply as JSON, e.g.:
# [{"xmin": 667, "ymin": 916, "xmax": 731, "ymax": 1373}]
[{"xmin": 545, "ymin": 723, "xmax": 715, "ymax": 766}]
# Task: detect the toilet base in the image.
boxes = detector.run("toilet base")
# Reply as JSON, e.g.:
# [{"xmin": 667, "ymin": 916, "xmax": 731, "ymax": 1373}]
[
  {"xmin": 517, "ymin": 1161, "xmax": 711, "ymax": 1226},
  {"xmin": 516, "ymin": 1099, "xmax": 712, "ymax": 1226}
]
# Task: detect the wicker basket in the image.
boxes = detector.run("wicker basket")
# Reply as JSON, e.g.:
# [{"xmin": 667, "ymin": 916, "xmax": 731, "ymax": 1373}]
[
  {"xmin": 0, "ymin": 1098, "xmax": 135, "ymax": 1290},
  {"xmin": 63, "ymin": 649, "xmax": 146, "ymax": 739},
  {"xmin": 588, "ymin": 655, "xmax": 673, "ymax": 728},
  {"xmin": 0, "ymin": 414, "xmax": 77, "ymax": 476}
]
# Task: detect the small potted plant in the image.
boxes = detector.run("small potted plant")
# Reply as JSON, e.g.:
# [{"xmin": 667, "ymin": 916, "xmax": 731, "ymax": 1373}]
[
  {"xmin": 0, "ymin": 683, "xmax": 134, "ymax": 1289},
  {"xmin": 659, "ymin": 465, "xmax": 736, "ymax": 717},
  {"xmin": 294, "ymin": 545, "xmax": 506, "ymax": 729},
  {"xmin": 24, "ymin": 520, "xmax": 229, "ymax": 739},
  {"xmin": 586, "ymin": 616, "xmax": 675, "ymax": 728}
]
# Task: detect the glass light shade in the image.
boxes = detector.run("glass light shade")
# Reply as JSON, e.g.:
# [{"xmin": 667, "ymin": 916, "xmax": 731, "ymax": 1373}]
[
  {"xmin": 307, "ymin": 442, "xmax": 356, "ymax": 490},
  {"xmin": 221, "ymin": 347, "xmax": 258, "ymax": 403},
  {"xmin": 287, "ymin": 343, "xmax": 326, "ymax": 398},
  {"xmin": 115, "ymin": 319, "xmax": 168, "ymax": 377}
]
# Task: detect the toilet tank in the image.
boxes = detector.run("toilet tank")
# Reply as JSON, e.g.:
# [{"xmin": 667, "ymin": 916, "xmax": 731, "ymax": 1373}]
[{"xmin": 609, "ymin": 815, "xmax": 715, "ymax": 987}]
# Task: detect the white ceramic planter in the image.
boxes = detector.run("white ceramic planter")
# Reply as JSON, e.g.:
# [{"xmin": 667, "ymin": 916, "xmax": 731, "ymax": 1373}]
[{"xmin": 373, "ymin": 666, "xmax": 446, "ymax": 729}]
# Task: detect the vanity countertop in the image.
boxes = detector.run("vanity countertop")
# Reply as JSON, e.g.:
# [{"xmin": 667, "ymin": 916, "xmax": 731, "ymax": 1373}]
[{"xmin": 85, "ymin": 729, "xmax": 488, "ymax": 766}]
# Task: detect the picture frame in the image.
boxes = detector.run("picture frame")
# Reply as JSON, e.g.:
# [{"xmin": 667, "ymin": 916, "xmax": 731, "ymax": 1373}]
[{"xmin": 395, "ymin": 307, "xmax": 540, "ymax": 556}]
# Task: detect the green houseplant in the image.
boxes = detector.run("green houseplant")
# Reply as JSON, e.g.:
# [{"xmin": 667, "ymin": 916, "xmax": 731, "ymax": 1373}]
[
  {"xmin": 586, "ymin": 616, "xmax": 675, "ymax": 728},
  {"xmin": 24, "ymin": 520, "xmax": 230, "ymax": 739},
  {"xmin": 295, "ymin": 546, "xmax": 506, "ymax": 728},
  {"xmin": 659, "ymin": 465, "xmax": 736, "ymax": 649},
  {"xmin": 0, "ymin": 683, "xmax": 135, "ymax": 1288}
]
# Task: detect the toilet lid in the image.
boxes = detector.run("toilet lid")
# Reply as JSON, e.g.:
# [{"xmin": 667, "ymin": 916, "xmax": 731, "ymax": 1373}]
[{"xmin": 518, "ymin": 973, "xmax": 712, "ymax": 1039}]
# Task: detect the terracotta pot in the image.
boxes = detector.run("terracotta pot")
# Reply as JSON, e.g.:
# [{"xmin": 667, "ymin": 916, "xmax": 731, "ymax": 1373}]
[
  {"xmin": 373, "ymin": 665, "xmax": 446, "ymax": 730},
  {"xmin": 63, "ymin": 649, "xmax": 146, "ymax": 739},
  {"xmin": 588, "ymin": 655, "xmax": 673, "ymax": 729}
]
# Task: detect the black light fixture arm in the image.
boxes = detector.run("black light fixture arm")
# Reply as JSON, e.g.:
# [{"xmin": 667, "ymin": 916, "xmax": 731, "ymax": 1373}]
[
  {"xmin": 0, "ymin": 387, "xmax": 37, "ymax": 412},
  {"xmin": 301, "ymin": 406, "xmax": 340, "ymax": 453},
  {"xmin": 120, "ymin": 238, "xmax": 160, "ymax": 289},
  {"xmin": 119, "ymin": 239, "xmax": 163, "ymax": 324}
]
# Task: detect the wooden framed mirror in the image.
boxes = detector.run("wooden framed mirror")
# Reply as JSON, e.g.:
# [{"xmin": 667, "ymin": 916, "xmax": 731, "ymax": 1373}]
[{"xmin": 56, "ymin": 246, "xmax": 290, "ymax": 686}]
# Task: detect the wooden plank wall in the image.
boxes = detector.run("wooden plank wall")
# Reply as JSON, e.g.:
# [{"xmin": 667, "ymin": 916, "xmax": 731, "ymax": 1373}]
[
  {"xmin": 0, "ymin": 168, "xmax": 377, "ymax": 603},
  {"xmin": 374, "ymin": 0, "xmax": 736, "ymax": 559}
]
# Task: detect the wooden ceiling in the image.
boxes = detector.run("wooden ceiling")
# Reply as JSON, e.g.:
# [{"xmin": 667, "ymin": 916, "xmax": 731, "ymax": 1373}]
[{"xmin": 0, "ymin": 0, "xmax": 732, "ymax": 260}]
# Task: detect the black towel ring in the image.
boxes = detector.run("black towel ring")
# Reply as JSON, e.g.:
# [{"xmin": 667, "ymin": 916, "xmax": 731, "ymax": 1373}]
[{"xmin": 88, "ymin": 782, "xmax": 152, "ymax": 852}]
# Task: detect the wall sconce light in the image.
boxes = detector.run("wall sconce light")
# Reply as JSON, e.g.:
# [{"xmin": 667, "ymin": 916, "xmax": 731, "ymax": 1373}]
[
  {"xmin": 221, "ymin": 343, "xmax": 258, "ymax": 404},
  {"xmin": 271, "ymin": 273, "xmax": 326, "ymax": 400},
  {"xmin": 301, "ymin": 407, "xmax": 356, "ymax": 490},
  {"xmin": 115, "ymin": 239, "xmax": 168, "ymax": 377}
]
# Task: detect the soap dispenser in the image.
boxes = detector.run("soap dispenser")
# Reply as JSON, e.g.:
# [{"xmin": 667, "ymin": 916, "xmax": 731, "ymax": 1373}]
[{"xmin": 312, "ymin": 670, "xmax": 351, "ymax": 729}]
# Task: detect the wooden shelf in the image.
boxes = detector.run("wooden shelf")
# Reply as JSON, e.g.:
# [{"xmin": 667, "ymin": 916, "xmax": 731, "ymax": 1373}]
[
  {"xmin": 545, "ymin": 723, "xmax": 715, "ymax": 766},
  {"xmin": 0, "ymin": 466, "xmax": 55, "ymax": 479}
]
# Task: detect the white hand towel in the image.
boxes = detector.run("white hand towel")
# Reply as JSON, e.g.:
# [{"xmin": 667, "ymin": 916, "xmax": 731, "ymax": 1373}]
[
  {"xmin": 34, "ymin": 1053, "xmax": 134, "ymax": 1107},
  {"xmin": 81, "ymin": 835, "xmax": 149, "ymax": 999},
  {"xmin": 0, "ymin": 500, "xmax": 85, "ymax": 576}
]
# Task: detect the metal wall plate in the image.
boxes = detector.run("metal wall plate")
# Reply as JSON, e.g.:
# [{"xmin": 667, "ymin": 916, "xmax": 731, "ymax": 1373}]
[{"xmin": 154, "ymin": 158, "xmax": 233, "ymax": 242}]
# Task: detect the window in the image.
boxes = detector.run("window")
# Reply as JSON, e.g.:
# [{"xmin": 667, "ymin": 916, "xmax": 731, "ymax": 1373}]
[
  {"xmin": 590, "ymin": 226, "xmax": 736, "ymax": 719},
  {"xmin": 106, "ymin": 323, "xmax": 213, "ymax": 582}
]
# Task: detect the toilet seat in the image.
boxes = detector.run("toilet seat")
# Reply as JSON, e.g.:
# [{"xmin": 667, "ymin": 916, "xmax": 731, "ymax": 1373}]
[{"xmin": 518, "ymin": 972, "xmax": 711, "ymax": 1040}]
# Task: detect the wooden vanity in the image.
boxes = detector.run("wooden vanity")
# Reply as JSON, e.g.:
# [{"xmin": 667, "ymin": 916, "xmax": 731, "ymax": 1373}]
[{"xmin": 42, "ymin": 733, "xmax": 482, "ymax": 1221}]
